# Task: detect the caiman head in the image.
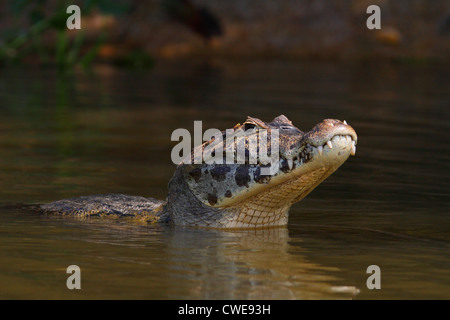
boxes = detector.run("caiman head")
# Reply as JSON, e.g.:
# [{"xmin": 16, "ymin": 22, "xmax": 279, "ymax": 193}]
[{"xmin": 166, "ymin": 115, "xmax": 357, "ymax": 228}]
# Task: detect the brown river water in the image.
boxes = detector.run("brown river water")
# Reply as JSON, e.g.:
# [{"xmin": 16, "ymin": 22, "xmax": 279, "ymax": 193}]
[{"xmin": 0, "ymin": 61, "xmax": 448, "ymax": 299}]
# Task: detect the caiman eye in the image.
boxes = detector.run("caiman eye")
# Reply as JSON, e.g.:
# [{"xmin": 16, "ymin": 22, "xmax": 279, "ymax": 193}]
[{"xmin": 244, "ymin": 123, "xmax": 257, "ymax": 130}]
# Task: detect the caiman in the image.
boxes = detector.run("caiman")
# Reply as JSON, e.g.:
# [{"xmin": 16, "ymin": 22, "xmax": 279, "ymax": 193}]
[{"xmin": 41, "ymin": 115, "xmax": 357, "ymax": 228}]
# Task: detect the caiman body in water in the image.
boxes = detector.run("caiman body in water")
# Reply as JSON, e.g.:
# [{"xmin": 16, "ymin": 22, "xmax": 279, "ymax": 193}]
[{"xmin": 41, "ymin": 115, "xmax": 357, "ymax": 228}]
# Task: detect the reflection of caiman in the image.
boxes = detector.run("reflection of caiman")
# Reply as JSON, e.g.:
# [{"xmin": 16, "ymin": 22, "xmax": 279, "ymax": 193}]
[{"xmin": 41, "ymin": 115, "xmax": 357, "ymax": 228}]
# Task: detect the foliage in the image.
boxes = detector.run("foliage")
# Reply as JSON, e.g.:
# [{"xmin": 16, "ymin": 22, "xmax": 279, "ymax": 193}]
[{"xmin": 0, "ymin": 0, "xmax": 132, "ymax": 70}]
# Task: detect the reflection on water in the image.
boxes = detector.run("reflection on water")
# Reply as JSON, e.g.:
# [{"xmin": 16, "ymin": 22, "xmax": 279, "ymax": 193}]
[
  {"xmin": 0, "ymin": 209, "xmax": 358, "ymax": 299},
  {"xmin": 0, "ymin": 61, "xmax": 449, "ymax": 299}
]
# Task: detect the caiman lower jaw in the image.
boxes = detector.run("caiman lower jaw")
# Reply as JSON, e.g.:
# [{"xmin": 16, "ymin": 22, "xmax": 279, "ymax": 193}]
[{"xmin": 223, "ymin": 166, "xmax": 334, "ymax": 228}]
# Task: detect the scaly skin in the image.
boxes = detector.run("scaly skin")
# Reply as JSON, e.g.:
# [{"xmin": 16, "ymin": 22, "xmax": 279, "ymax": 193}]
[{"xmin": 41, "ymin": 115, "xmax": 357, "ymax": 228}]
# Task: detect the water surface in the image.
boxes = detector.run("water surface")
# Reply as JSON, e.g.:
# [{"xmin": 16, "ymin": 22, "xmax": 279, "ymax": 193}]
[{"xmin": 0, "ymin": 61, "xmax": 448, "ymax": 299}]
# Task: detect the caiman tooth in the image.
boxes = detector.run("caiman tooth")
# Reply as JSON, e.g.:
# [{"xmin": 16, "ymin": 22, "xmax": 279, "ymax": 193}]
[
  {"xmin": 317, "ymin": 145, "xmax": 323, "ymax": 156},
  {"xmin": 343, "ymin": 120, "xmax": 347, "ymax": 125},
  {"xmin": 287, "ymin": 159, "xmax": 293, "ymax": 170},
  {"xmin": 327, "ymin": 140, "xmax": 333, "ymax": 149},
  {"xmin": 351, "ymin": 141, "xmax": 356, "ymax": 156}
]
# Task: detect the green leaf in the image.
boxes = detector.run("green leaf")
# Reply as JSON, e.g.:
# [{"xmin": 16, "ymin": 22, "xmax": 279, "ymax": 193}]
[{"xmin": 55, "ymin": 30, "xmax": 69, "ymax": 67}]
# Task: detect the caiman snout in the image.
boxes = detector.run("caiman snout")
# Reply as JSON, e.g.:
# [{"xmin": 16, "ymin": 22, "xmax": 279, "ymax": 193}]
[{"xmin": 302, "ymin": 119, "xmax": 357, "ymax": 156}]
